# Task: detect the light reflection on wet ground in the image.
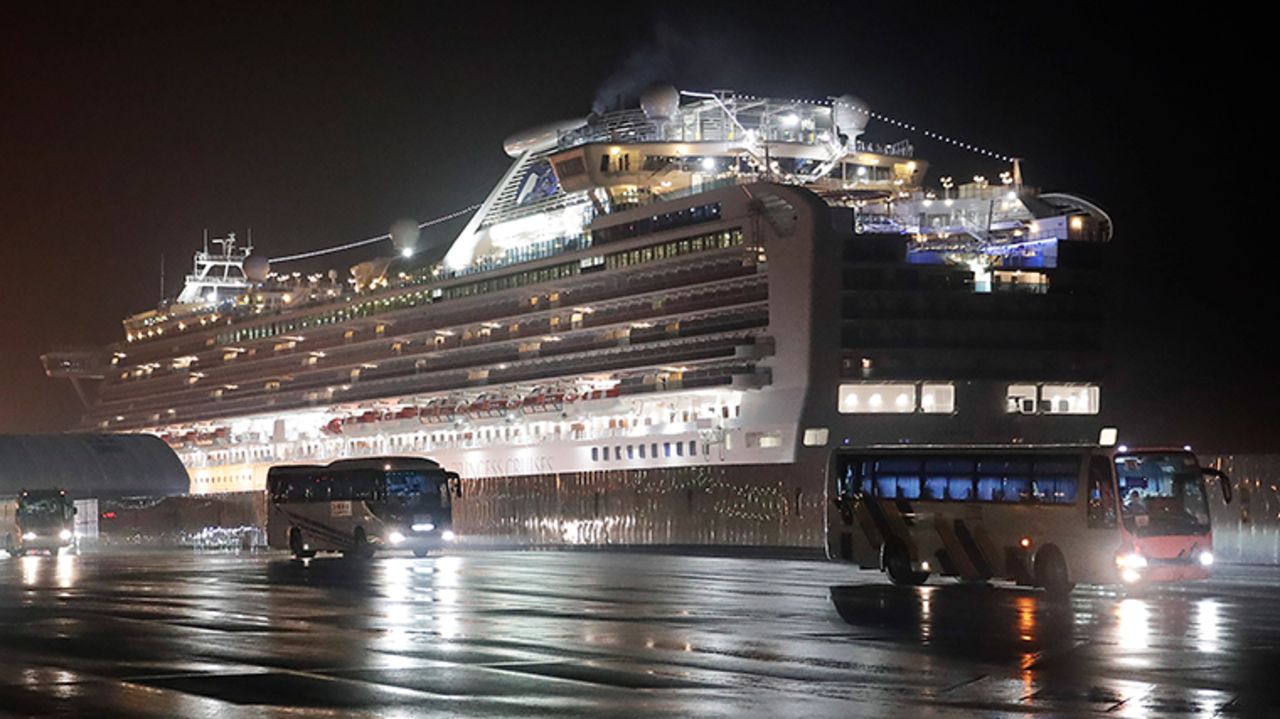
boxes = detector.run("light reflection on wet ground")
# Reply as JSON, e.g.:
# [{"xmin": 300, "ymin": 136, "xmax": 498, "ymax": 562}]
[{"xmin": 1, "ymin": 550, "xmax": 1277, "ymax": 717}]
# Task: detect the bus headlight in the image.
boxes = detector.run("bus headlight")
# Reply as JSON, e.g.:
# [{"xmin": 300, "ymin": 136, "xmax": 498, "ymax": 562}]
[
  {"xmin": 59, "ymin": 529, "xmax": 73, "ymax": 541},
  {"xmin": 388, "ymin": 531, "xmax": 406, "ymax": 545},
  {"xmin": 1121, "ymin": 569, "xmax": 1142, "ymax": 584},
  {"xmin": 22, "ymin": 532, "xmax": 37, "ymax": 541},
  {"xmin": 1116, "ymin": 553, "xmax": 1148, "ymax": 570},
  {"xmin": 1199, "ymin": 551, "xmax": 1214, "ymax": 567},
  {"xmin": 441, "ymin": 530, "xmax": 456, "ymax": 542},
  {"xmin": 411, "ymin": 523, "xmax": 435, "ymax": 533}
]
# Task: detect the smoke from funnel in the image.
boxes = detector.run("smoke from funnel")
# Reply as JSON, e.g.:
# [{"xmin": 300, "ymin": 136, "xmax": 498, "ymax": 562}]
[{"xmin": 592, "ymin": 22, "xmax": 695, "ymax": 114}]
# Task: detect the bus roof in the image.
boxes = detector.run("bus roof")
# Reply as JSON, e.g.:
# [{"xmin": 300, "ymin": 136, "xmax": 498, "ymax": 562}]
[{"xmin": 327, "ymin": 457, "xmax": 441, "ymax": 472}]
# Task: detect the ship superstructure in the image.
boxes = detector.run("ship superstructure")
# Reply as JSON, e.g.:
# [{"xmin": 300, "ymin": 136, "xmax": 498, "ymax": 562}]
[{"xmin": 44, "ymin": 87, "xmax": 1112, "ymax": 547}]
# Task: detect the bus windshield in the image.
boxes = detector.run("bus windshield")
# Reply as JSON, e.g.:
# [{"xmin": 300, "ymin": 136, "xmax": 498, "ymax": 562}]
[
  {"xmin": 385, "ymin": 470, "xmax": 451, "ymax": 511},
  {"xmin": 18, "ymin": 496, "xmax": 72, "ymax": 524},
  {"xmin": 1115, "ymin": 453, "xmax": 1210, "ymax": 537}
]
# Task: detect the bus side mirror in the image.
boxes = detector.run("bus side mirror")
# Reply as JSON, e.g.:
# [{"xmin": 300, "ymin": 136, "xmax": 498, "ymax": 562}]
[{"xmin": 1203, "ymin": 467, "xmax": 1232, "ymax": 504}]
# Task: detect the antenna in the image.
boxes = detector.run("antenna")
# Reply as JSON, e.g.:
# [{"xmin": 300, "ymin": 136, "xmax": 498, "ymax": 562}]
[
  {"xmin": 159, "ymin": 253, "xmax": 165, "ymax": 303},
  {"xmin": 203, "ymin": 228, "xmax": 209, "ymax": 254}
]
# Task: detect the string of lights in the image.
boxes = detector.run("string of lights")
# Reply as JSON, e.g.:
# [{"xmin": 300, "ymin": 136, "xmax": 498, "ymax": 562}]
[
  {"xmin": 865, "ymin": 110, "xmax": 1014, "ymax": 163},
  {"xmin": 269, "ymin": 203, "xmax": 482, "ymax": 264}
]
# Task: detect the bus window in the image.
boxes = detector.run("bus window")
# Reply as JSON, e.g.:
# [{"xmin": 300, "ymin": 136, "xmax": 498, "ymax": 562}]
[
  {"xmin": 1001, "ymin": 477, "xmax": 1030, "ymax": 503},
  {"xmin": 1032, "ymin": 457, "xmax": 1080, "ymax": 504},
  {"xmin": 896, "ymin": 477, "xmax": 921, "ymax": 499},
  {"xmin": 1087, "ymin": 456, "xmax": 1117, "ymax": 528},
  {"xmin": 922, "ymin": 476, "xmax": 947, "ymax": 500},
  {"xmin": 1031, "ymin": 476, "xmax": 1078, "ymax": 504},
  {"xmin": 924, "ymin": 458, "xmax": 975, "ymax": 500},
  {"xmin": 947, "ymin": 478, "xmax": 974, "ymax": 500},
  {"xmin": 977, "ymin": 458, "xmax": 1032, "ymax": 502},
  {"xmin": 875, "ymin": 476, "xmax": 898, "ymax": 498}
]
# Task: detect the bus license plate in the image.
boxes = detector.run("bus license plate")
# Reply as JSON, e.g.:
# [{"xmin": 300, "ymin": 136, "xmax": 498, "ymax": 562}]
[{"xmin": 331, "ymin": 501, "xmax": 352, "ymax": 517}]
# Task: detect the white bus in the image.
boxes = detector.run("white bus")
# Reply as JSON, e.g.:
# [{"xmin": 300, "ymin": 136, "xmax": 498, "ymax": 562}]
[
  {"xmin": 267, "ymin": 457, "xmax": 462, "ymax": 558},
  {"xmin": 827, "ymin": 445, "xmax": 1232, "ymax": 595}
]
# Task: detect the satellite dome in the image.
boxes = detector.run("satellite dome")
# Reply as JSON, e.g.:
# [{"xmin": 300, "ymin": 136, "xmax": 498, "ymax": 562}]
[
  {"xmin": 640, "ymin": 83, "xmax": 680, "ymax": 120},
  {"xmin": 390, "ymin": 219, "xmax": 420, "ymax": 256},
  {"xmin": 832, "ymin": 94, "xmax": 871, "ymax": 134},
  {"xmin": 243, "ymin": 254, "xmax": 270, "ymax": 282}
]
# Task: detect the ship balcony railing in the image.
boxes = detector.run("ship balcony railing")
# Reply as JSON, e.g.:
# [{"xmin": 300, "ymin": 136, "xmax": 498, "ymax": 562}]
[
  {"xmin": 101, "ymin": 287, "xmax": 767, "ymax": 409},
  {"xmin": 104, "ymin": 331, "xmax": 762, "ymax": 428},
  {"xmin": 109, "ymin": 256, "xmax": 763, "ymax": 393},
  {"xmin": 98, "ymin": 283, "xmax": 770, "ymax": 407},
  {"xmin": 185, "ymin": 245, "xmax": 754, "ymax": 361}
]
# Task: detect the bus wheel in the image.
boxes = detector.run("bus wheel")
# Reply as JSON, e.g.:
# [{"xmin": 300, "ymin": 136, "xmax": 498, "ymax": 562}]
[
  {"xmin": 883, "ymin": 542, "xmax": 929, "ymax": 586},
  {"xmin": 1035, "ymin": 545, "xmax": 1075, "ymax": 598},
  {"xmin": 288, "ymin": 527, "xmax": 305, "ymax": 558},
  {"xmin": 348, "ymin": 527, "xmax": 372, "ymax": 559}
]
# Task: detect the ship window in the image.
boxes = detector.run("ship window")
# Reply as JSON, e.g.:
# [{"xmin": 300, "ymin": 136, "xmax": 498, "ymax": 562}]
[
  {"xmin": 627, "ymin": 445, "xmax": 634, "ymax": 459},
  {"xmin": 638, "ymin": 444, "xmax": 646, "ymax": 458},
  {"xmin": 675, "ymin": 442, "xmax": 683, "ymax": 457},
  {"xmin": 651, "ymin": 443, "xmax": 658, "ymax": 457},
  {"xmin": 920, "ymin": 383, "xmax": 955, "ymax": 414},
  {"xmin": 1041, "ymin": 384, "xmax": 1100, "ymax": 415},
  {"xmin": 591, "ymin": 447, "xmax": 599, "ymax": 461},
  {"xmin": 689, "ymin": 440, "xmax": 697, "ymax": 456},
  {"xmin": 838, "ymin": 383, "xmax": 919, "ymax": 414},
  {"xmin": 1006, "ymin": 384, "xmax": 1039, "ymax": 414},
  {"xmin": 802, "ymin": 428, "xmax": 829, "ymax": 447}
]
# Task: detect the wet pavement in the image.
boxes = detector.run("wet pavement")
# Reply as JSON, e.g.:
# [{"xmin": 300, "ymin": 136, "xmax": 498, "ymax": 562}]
[{"xmin": 1, "ymin": 550, "xmax": 1278, "ymax": 718}]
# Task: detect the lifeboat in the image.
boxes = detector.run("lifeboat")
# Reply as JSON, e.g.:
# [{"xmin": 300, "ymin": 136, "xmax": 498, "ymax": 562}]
[
  {"xmin": 579, "ymin": 387, "xmax": 621, "ymax": 402},
  {"xmin": 465, "ymin": 394, "xmax": 505, "ymax": 419},
  {"xmin": 418, "ymin": 399, "xmax": 456, "ymax": 424},
  {"xmin": 521, "ymin": 391, "xmax": 565, "ymax": 414}
]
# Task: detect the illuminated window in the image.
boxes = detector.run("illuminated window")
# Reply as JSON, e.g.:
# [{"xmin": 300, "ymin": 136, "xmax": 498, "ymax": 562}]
[
  {"xmin": 802, "ymin": 428, "xmax": 829, "ymax": 447},
  {"xmin": 920, "ymin": 384, "xmax": 956, "ymax": 414},
  {"xmin": 1007, "ymin": 383, "xmax": 1100, "ymax": 415},
  {"xmin": 1041, "ymin": 384, "xmax": 1100, "ymax": 415},
  {"xmin": 1006, "ymin": 384, "xmax": 1038, "ymax": 414},
  {"xmin": 838, "ymin": 383, "xmax": 918, "ymax": 414}
]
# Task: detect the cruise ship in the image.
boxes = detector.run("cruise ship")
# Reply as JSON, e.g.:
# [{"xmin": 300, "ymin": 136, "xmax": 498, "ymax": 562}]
[{"xmin": 44, "ymin": 87, "xmax": 1112, "ymax": 548}]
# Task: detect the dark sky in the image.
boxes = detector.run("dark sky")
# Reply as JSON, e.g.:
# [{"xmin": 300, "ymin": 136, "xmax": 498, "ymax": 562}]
[{"xmin": 1, "ymin": 3, "xmax": 1273, "ymax": 450}]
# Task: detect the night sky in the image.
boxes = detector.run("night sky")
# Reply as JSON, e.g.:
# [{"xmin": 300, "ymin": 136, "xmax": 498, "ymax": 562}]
[{"xmin": 2, "ymin": 3, "xmax": 1272, "ymax": 450}]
